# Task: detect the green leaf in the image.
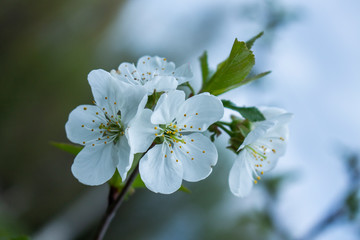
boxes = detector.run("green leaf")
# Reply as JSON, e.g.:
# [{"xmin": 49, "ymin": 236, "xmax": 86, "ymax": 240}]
[
  {"xmin": 202, "ymin": 39, "xmax": 255, "ymax": 95},
  {"xmin": 222, "ymin": 100, "xmax": 265, "ymax": 122},
  {"xmin": 109, "ymin": 153, "xmax": 145, "ymax": 190},
  {"xmin": 179, "ymin": 185, "xmax": 191, "ymax": 194},
  {"xmin": 242, "ymin": 71, "xmax": 271, "ymax": 85},
  {"xmin": 51, "ymin": 142, "xmax": 83, "ymax": 155},
  {"xmin": 246, "ymin": 31, "xmax": 264, "ymax": 49},
  {"xmin": 131, "ymin": 174, "xmax": 146, "ymax": 188},
  {"xmin": 346, "ymin": 190, "xmax": 359, "ymax": 220},
  {"xmin": 108, "ymin": 170, "xmax": 123, "ymax": 189},
  {"xmin": 199, "ymin": 51, "xmax": 210, "ymax": 85}
]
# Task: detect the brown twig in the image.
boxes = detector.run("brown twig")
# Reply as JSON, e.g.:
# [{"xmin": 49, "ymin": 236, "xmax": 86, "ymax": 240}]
[
  {"xmin": 93, "ymin": 143, "xmax": 155, "ymax": 240},
  {"xmin": 93, "ymin": 165, "xmax": 139, "ymax": 240}
]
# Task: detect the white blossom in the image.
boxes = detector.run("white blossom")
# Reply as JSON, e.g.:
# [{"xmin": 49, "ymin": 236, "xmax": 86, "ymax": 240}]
[
  {"xmin": 229, "ymin": 107, "xmax": 293, "ymax": 197},
  {"xmin": 128, "ymin": 90, "xmax": 224, "ymax": 194},
  {"xmin": 65, "ymin": 69, "xmax": 147, "ymax": 185},
  {"xmin": 110, "ymin": 56, "xmax": 193, "ymax": 94}
]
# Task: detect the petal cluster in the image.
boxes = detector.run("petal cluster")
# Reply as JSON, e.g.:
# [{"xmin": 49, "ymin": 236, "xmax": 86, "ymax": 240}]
[
  {"xmin": 65, "ymin": 70, "xmax": 147, "ymax": 185},
  {"xmin": 110, "ymin": 56, "xmax": 193, "ymax": 94},
  {"xmin": 229, "ymin": 107, "xmax": 293, "ymax": 197},
  {"xmin": 128, "ymin": 90, "xmax": 224, "ymax": 194}
]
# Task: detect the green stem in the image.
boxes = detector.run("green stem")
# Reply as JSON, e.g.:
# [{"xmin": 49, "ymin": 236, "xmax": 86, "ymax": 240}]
[
  {"xmin": 215, "ymin": 122, "xmax": 232, "ymax": 136},
  {"xmin": 217, "ymin": 121, "xmax": 231, "ymax": 126},
  {"xmin": 186, "ymin": 82, "xmax": 195, "ymax": 97}
]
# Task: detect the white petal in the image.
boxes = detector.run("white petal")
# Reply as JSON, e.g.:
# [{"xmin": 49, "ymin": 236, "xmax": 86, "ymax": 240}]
[
  {"xmin": 174, "ymin": 63, "xmax": 193, "ymax": 84},
  {"xmin": 127, "ymin": 109, "xmax": 157, "ymax": 153},
  {"xmin": 151, "ymin": 90, "xmax": 185, "ymax": 124},
  {"xmin": 175, "ymin": 93, "xmax": 224, "ymax": 132},
  {"xmin": 139, "ymin": 144, "xmax": 183, "ymax": 194},
  {"xmin": 245, "ymin": 143, "xmax": 280, "ymax": 172},
  {"xmin": 114, "ymin": 137, "xmax": 133, "ymax": 181},
  {"xmin": 88, "ymin": 69, "xmax": 119, "ymax": 115},
  {"xmin": 65, "ymin": 105, "xmax": 105, "ymax": 145},
  {"xmin": 173, "ymin": 133, "xmax": 217, "ymax": 182},
  {"xmin": 259, "ymin": 106, "xmax": 287, "ymax": 120},
  {"xmin": 115, "ymin": 81, "xmax": 147, "ymax": 124},
  {"xmin": 239, "ymin": 120, "xmax": 275, "ymax": 150},
  {"xmin": 254, "ymin": 119, "xmax": 292, "ymax": 171},
  {"xmin": 254, "ymin": 113, "xmax": 292, "ymax": 162},
  {"xmin": 271, "ymin": 113, "xmax": 293, "ymax": 129},
  {"xmin": 71, "ymin": 144, "xmax": 116, "ymax": 186},
  {"xmin": 88, "ymin": 69, "xmax": 147, "ymax": 124},
  {"xmin": 133, "ymin": 94, "xmax": 149, "ymax": 120},
  {"xmin": 110, "ymin": 63, "xmax": 141, "ymax": 86},
  {"xmin": 137, "ymin": 56, "xmax": 175, "ymax": 76},
  {"xmin": 143, "ymin": 76, "xmax": 178, "ymax": 94},
  {"xmin": 229, "ymin": 150, "xmax": 254, "ymax": 197}
]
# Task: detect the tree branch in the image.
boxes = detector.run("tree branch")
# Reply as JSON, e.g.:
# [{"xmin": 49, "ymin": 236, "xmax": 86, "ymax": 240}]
[{"xmin": 93, "ymin": 165, "xmax": 139, "ymax": 240}]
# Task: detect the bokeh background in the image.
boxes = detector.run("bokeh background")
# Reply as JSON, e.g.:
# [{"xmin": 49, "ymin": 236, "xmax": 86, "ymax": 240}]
[{"xmin": 1, "ymin": 0, "xmax": 359, "ymax": 239}]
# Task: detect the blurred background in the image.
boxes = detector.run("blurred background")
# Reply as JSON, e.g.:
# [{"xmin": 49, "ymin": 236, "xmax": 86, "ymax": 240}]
[{"xmin": 1, "ymin": 0, "xmax": 359, "ymax": 239}]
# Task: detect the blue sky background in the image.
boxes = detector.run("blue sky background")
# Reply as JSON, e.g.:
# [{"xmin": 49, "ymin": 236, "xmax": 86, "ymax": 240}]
[{"xmin": 101, "ymin": 0, "xmax": 360, "ymax": 239}]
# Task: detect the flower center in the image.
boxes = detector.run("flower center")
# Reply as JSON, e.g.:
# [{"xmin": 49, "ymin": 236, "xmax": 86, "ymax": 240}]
[
  {"xmin": 91, "ymin": 111, "xmax": 125, "ymax": 146},
  {"xmin": 245, "ymin": 145, "xmax": 267, "ymax": 161},
  {"xmin": 245, "ymin": 145, "xmax": 270, "ymax": 184},
  {"xmin": 154, "ymin": 123, "xmax": 184, "ymax": 144}
]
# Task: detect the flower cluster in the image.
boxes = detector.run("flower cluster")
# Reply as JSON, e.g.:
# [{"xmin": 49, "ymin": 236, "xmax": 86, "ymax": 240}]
[{"xmin": 65, "ymin": 55, "xmax": 292, "ymax": 197}]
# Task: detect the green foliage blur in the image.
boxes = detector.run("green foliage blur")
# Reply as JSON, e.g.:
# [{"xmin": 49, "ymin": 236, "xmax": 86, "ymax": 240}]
[{"xmin": 0, "ymin": 0, "xmax": 127, "ymax": 238}]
